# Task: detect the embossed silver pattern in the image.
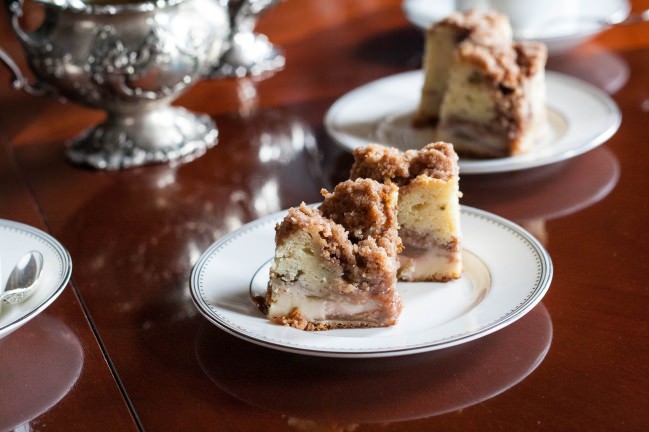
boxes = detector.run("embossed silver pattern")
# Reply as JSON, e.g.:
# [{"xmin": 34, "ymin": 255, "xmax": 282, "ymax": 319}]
[
  {"xmin": 0, "ymin": 0, "xmax": 230, "ymax": 170},
  {"xmin": 209, "ymin": 0, "xmax": 285, "ymax": 78}
]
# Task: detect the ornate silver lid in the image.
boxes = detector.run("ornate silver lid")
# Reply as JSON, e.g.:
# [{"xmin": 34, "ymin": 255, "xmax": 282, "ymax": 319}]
[{"xmin": 32, "ymin": 0, "xmax": 190, "ymax": 15}]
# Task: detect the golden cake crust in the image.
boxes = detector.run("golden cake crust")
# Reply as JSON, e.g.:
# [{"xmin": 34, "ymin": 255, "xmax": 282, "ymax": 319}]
[{"xmin": 272, "ymin": 307, "xmax": 399, "ymax": 331}]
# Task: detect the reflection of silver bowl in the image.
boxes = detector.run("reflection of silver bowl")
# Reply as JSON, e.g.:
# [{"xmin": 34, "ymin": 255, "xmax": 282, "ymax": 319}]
[
  {"xmin": 0, "ymin": 314, "xmax": 83, "ymax": 430},
  {"xmin": 209, "ymin": 0, "xmax": 285, "ymax": 78},
  {"xmin": 0, "ymin": 0, "xmax": 229, "ymax": 170},
  {"xmin": 196, "ymin": 304, "xmax": 552, "ymax": 426}
]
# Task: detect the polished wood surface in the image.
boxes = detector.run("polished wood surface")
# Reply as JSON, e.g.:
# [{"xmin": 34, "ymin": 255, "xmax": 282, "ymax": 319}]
[
  {"xmin": 1, "ymin": 0, "xmax": 649, "ymax": 430},
  {"xmin": 0, "ymin": 137, "xmax": 139, "ymax": 430}
]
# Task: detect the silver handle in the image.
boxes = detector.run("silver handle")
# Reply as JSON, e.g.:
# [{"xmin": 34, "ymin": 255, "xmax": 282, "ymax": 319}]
[{"xmin": 0, "ymin": 0, "xmax": 55, "ymax": 97}]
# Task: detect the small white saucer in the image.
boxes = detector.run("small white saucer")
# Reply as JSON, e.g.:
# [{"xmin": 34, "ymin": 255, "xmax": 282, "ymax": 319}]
[{"xmin": 0, "ymin": 219, "xmax": 72, "ymax": 338}]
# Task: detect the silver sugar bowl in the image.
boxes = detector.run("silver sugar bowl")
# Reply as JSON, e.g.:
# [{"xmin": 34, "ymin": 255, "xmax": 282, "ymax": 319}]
[{"xmin": 0, "ymin": 0, "xmax": 230, "ymax": 170}]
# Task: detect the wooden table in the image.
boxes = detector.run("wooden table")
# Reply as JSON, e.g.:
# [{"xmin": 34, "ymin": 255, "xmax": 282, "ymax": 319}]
[{"xmin": 1, "ymin": 1, "xmax": 648, "ymax": 430}]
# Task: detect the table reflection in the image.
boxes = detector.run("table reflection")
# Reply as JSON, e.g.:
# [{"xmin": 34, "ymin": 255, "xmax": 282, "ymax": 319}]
[
  {"xmin": 56, "ymin": 112, "xmax": 321, "ymax": 366},
  {"xmin": 0, "ymin": 314, "xmax": 82, "ymax": 431},
  {"xmin": 195, "ymin": 304, "xmax": 552, "ymax": 428},
  {"xmin": 62, "ymin": 167, "xmax": 250, "ymax": 292},
  {"xmin": 461, "ymin": 146, "xmax": 619, "ymax": 243},
  {"xmin": 60, "ymin": 113, "xmax": 319, "ymax": 285},
  {"xmin": 548, "ymin": 44, "xmax": 629, "ymax": 95}
]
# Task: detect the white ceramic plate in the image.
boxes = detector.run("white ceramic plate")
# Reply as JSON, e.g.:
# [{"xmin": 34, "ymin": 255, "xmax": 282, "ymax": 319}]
[
  {"xmin": 402, "ymin": 0, "xmax": 630, "ymax": 53},
  {"xmin": 190, "ymin": 206, "xmax": 552, "ymax": 358},
  {"xmin": 325, "ymin": 70, "xmax": 620, "ymax": 174},
  {"xmin": 0, "ymin": 220, "xmax": 72, "ymax": 338}
]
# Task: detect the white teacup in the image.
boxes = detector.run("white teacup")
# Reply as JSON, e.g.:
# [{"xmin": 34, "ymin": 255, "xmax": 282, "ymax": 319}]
[{"xmin": 456, "ymin": 0, "xmax": 579, "ymax": 37}]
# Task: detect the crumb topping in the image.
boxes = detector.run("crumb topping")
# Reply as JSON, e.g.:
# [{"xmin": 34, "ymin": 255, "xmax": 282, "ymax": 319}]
[
  {"xmin": 406, "ymin": 142, "xmax": 459, "ymax": 179},
  {"xmin": 456, "ymin": 39, "xmax": 547, "ymax": 87},
  {"xmin": 514, "ymin": 41, "xmax": 547, "ymax": 76},
  {"xmin": 347, "ymin": 144, "xmax": 409, "ymax": 181},
  {"xmin": 449, "ymin": 38, "xmax": 547, "ymax": 140},
  {"xmin": 320, "ymin": 178, "xmax": 400, "ymax": 254},
  {"xmin": 434, "ymin": 8, "xmax": 513, "ymax": 47},
  {"xmin": 350, "ymin": 142, "xmax": 458, "ymax": 184}
]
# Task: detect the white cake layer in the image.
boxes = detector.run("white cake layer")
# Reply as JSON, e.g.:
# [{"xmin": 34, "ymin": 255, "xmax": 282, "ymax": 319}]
[
  {"xmin": 398, "ymin": 175, "xmax": 462, "ymax": 245},
  {"xmin": 267, "ymin": 288, "xmax": 379, "ymax": 321},
  {"xmin": 398, "ymin": 245, "xmax": 463, "ymax": 282},
  {"xmin": 268, "ymin": 228, "xmax": 378, "ymax": 320},
  {"xmin": 417, "ymin": 26, "xmax": 459, "ymax": 120}
]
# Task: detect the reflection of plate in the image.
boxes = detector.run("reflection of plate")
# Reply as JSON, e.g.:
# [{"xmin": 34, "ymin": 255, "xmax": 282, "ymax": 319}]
[
  {"xmin": 548, "ymin": 43, "xmax": 629, "ymax": 95},
  {"xmin": 196, "ymin": 304, "xmax": 552, "ymax": 423},
  {"xmin": 324, "ymin": 70, "xmax": 620, "ymax": 174},
  {"xmin": 461, "ymin": 146, "xmax": 620, "ymax": 221},
  {"xmin": 0, "ymin": 219, "xmax": 73, "ymax": 338},
  {"xmin": 0, "ymin": 314, "xmax": 83, "ymax": 430},
  {"xmin": 190, "ymin": 206, "xmax": 552, "ymax": 358},
  {"xmin": 402, "ymin": 0, "xmax": 630, "ymax": 53}
]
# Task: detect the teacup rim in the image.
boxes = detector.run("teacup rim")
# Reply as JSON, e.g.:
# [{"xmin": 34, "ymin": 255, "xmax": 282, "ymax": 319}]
[{"xmin": 33, "ymin": 0, "xmax": 189, "ymax": 15}]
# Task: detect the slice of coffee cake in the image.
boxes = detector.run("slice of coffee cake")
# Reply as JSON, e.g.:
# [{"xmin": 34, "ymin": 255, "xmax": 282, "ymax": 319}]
[
  {"xmin": 436, "ymin": 40, "xmax": 547, "ymax": 157},
  {"xmin": 266, "ymin": 178, "xmax": 402, "ymax": 330},
  {"xmin": 414, "ymin": 9, "xmax": 513, "ymax": 126},
  {"xmin": 414, "ymin": 9, "xmax": 547, "ymax": 157},
  {"xmin": 351, "ymin": 142, "xmax": 462, "ymax": 282}
]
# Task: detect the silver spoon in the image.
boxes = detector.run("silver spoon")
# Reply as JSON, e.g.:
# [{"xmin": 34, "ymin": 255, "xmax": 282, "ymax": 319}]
[{"xmin": 0, "ymin": 251, "xmax": 44, "ymax": 306}]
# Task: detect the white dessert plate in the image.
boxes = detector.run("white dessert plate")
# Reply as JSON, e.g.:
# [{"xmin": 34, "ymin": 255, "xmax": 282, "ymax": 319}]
[
  {"xmin": 324, "ymin": 70, "xmax": 621, "ymax": 174},
  {"xmin": 401, "ymin": 0, "xmax": 630, "ymax": 53},
  {"xmin": 0, "ymin": 219, "xmax": 72, "ymax": 339},
  {"xmin": 190, "ymin": 205, "xmax": 553, "ymax": 358}
]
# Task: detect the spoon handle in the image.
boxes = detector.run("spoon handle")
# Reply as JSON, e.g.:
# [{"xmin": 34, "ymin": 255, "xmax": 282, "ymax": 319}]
[
  {"xmin": 1, "ymin": 287, "xmax": 36, "ymax": 304},
  {"xmin": 1, "ymin": 251, "xmax": 44, "ymax": 306}
]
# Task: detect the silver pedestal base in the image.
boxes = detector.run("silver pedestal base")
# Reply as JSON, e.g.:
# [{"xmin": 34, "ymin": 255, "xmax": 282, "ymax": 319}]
[
  {"xmin": 210, "ymin": 32, "xmax": 285, "ymax": 78},
  {"xmin": 65, "ymin": 107, "xmax": 218, "ymax": 170}
]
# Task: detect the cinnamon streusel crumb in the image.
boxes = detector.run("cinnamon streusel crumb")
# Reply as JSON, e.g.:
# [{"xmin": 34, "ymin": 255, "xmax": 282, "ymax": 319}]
[{"xmin": 351, "ymin": 142, "xmax": 458, "ymax": 184}]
